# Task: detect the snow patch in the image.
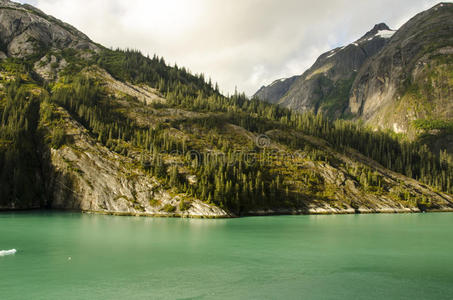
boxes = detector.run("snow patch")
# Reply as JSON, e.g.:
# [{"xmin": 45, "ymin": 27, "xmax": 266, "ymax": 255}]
[{"xmin": 376, "ymin": 30, "xmax": 395, "ymax": 39}]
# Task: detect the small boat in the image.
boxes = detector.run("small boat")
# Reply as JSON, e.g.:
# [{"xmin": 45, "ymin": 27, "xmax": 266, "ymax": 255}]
[{"xmin": 0, "ymin": 249, "xmax": 17, "ymax": 256}]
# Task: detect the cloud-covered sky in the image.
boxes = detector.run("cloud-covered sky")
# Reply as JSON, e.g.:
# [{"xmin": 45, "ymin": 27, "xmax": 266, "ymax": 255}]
[{"xmin": 19, "ymin": 0, "xmax": 444, "ymax": 95}]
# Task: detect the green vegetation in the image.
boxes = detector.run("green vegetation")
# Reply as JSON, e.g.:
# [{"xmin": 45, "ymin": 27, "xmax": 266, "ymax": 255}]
[
  {"xmin": 50, "ymin": 127, "xmax": 66, "ymax": 149},
  {"xmin": 179, "ymin": 200, "xmax": 191, "ymax": 211},
  {"xmin": 0, "ymin": 80, "xmax": 46, "ymax": 207},
  {"xmin": 97, "ymin": 49, "xmax": 219, "ymax": 97},
  {"xmin": 1, "ymin": 48, "xmax": 452, "ymax": 213},
  {"xmin": 413, "ymin": 119, "xmax": 453, "ymax": 131},
  {"xmin": 317, "ymin": 75, "xmax": 356, "ymax": 118},
  {"xmin": 161, "ymin": 203, "xmax": 176, "ymax": 213}
]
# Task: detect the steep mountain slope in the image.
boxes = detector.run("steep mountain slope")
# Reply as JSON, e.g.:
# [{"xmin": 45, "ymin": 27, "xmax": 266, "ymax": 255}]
[
  {"xmin": 254, "ymin": 23, "xmax": 394, "ymax": 117},
  {"xmin": 349, "ymin": 3, "xmax": 453, "ymax": 134},
  {"xmin": 254, "ymin": 3, "xmax": 453, "ymax": 140},
  {"xmin": 254, "ymin": 76, "xmax": 298, "ymax": 104},
  {"xmin": 1, "ymin": 0, "xmax": 452, "ymax": 216}
]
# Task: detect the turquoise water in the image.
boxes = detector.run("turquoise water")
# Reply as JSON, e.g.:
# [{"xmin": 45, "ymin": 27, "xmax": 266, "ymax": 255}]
[{"xmin": 1, "ymin": 212, "xmax": 453, "ymax": 299}]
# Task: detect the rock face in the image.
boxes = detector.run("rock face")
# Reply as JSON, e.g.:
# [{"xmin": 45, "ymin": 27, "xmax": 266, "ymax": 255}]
[
  {"xmin": 33, "ymin": 55, "xmax": 68, "ymax": 80},
  {"xmin": 0, "ymin": 0, "xmax": 98, "ymax": 58},
  {"xmin": 254, "ymin": 76, "xmax": 298, "ymax": 104},
  {"xmin": 254, "ymin": 23, "xmax": 393, "ymax": 117},
  {"xmin": 255, "ymin": 3, "xmax": 453, "ymax": 134},
  {"xmin": 47, "ymin": 108, "xmax": 229, "ymax": 218},
  {"xmin": 349, "ymin": 3, "xmax": 453, "ymax": 132}
]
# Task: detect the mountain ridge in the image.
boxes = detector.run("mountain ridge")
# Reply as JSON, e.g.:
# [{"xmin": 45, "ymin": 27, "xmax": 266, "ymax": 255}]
[{"xmin": 254, "ymin": 22, "xmax": 394, "ymax": 118}]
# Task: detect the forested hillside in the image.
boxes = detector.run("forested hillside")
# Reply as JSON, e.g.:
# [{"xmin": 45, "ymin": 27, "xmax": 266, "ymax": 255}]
[{"xmin": 0, "ymin": 0, "xmax": 452, "ymax": 216}]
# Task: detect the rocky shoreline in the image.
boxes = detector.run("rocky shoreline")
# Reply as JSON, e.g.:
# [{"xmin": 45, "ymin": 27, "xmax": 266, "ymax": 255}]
[
  {"xmin": 247, "ymin": 207, "xmax": 453, "ymax": 216},
  {"xmin": 79, "ymin": 206, "xmax": 453, "ymax": 218},
  {"xmin": 3, "ymin": 206, "xmax": 453, "ymax": 219}
]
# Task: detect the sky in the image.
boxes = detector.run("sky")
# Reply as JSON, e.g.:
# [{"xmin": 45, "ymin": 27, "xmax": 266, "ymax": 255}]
[{"xmin": 18, "ymin": 0, "xmax": 444, "ymax": 95}]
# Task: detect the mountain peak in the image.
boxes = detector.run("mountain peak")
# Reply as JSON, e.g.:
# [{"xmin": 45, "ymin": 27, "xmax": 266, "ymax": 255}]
[
  {"xmin": 372, "ymin": 23, "xmax": 391, "ymax": 31},
  {"xmin": 358, "ymin": 23, "xmax": 393, "ymax": 41},
  {"xmin": 433, "ymin": 2, "xmax": 453, "ymax": 8}
]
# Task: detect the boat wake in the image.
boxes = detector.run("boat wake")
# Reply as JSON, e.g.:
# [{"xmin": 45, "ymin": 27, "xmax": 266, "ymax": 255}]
[{"xmin": 0, "ymin": 249, "xmax": 17, "ymax": 256}]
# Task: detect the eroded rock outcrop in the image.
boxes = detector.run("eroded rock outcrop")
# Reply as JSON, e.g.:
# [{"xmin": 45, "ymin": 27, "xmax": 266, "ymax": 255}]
[
  {"xmin": 0, "ymin": 0, "xmax": 99, "ymax": 58},
  {"xmin": 47, "ymin": 108, "xmax": 229, "ymax": 218}
]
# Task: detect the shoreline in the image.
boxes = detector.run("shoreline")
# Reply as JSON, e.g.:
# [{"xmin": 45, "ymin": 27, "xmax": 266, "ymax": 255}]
[{"xmin": 3, "ymin": 207, "xmax": 453, "ymax": 218}]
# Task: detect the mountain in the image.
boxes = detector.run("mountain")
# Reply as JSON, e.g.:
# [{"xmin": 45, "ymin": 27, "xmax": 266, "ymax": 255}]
[
  {"xmin": 349, "ymin": 3, "xmax": 453, "ymax": 135},
  {"xmin": 1, "ymin": 0, "xmax": 452, "ymax": 217},
  {"xmin": 254, "ymin": 3, "xmax": 453, "ymax": 140},
  {"xmin": 254, "ymin": 76, "xmax": 299, "ymax": 105},
  {"xmin": 254, "ymin": 23, "xmax": 394, "ymax": 117}
]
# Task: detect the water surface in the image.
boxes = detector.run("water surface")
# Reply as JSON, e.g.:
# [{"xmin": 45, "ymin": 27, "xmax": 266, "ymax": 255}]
[{"xmin": 1, "ymin": 212, "xmax": 453, "ymax": 299}]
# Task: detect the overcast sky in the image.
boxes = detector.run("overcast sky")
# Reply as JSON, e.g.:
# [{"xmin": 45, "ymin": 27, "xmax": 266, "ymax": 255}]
[{"xmin": 19, "ymin": 0, "xmax": 444, "ymax": 95}]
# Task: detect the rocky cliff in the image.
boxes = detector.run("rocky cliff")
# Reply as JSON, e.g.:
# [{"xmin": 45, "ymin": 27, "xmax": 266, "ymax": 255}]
[
  {"xmin": 254, "ymin": 3, "xmax": 453, "ymax": 139},
  {"xmin": 0, "ymin": 0, "xmax": 98, "ymax": 58}
]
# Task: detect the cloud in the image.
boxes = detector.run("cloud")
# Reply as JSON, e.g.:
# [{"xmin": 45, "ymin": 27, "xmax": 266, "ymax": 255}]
[{"xmin": 20, "ymin": 0, "xmax": 444, "ymax": 95}]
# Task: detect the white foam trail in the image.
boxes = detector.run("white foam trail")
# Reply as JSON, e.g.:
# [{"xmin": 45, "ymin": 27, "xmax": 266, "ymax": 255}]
[{"xmin": 0, "ymin": 249, "xmax": 17, "ymax": 256}]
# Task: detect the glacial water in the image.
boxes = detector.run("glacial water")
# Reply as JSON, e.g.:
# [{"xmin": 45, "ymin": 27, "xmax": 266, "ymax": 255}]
[{"xmin": 1, "ymin": 212, "xmax": 453, "ymax": 299}]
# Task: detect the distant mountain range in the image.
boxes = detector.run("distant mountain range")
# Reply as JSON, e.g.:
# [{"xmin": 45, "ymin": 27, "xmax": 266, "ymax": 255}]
[
  {"xmin": 255, "ymin": 23, "xmax": 394, "ymax": 113},
  {"xmin": 254, "ymin": 3, "xmax": 453, "ymax": 150}
]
